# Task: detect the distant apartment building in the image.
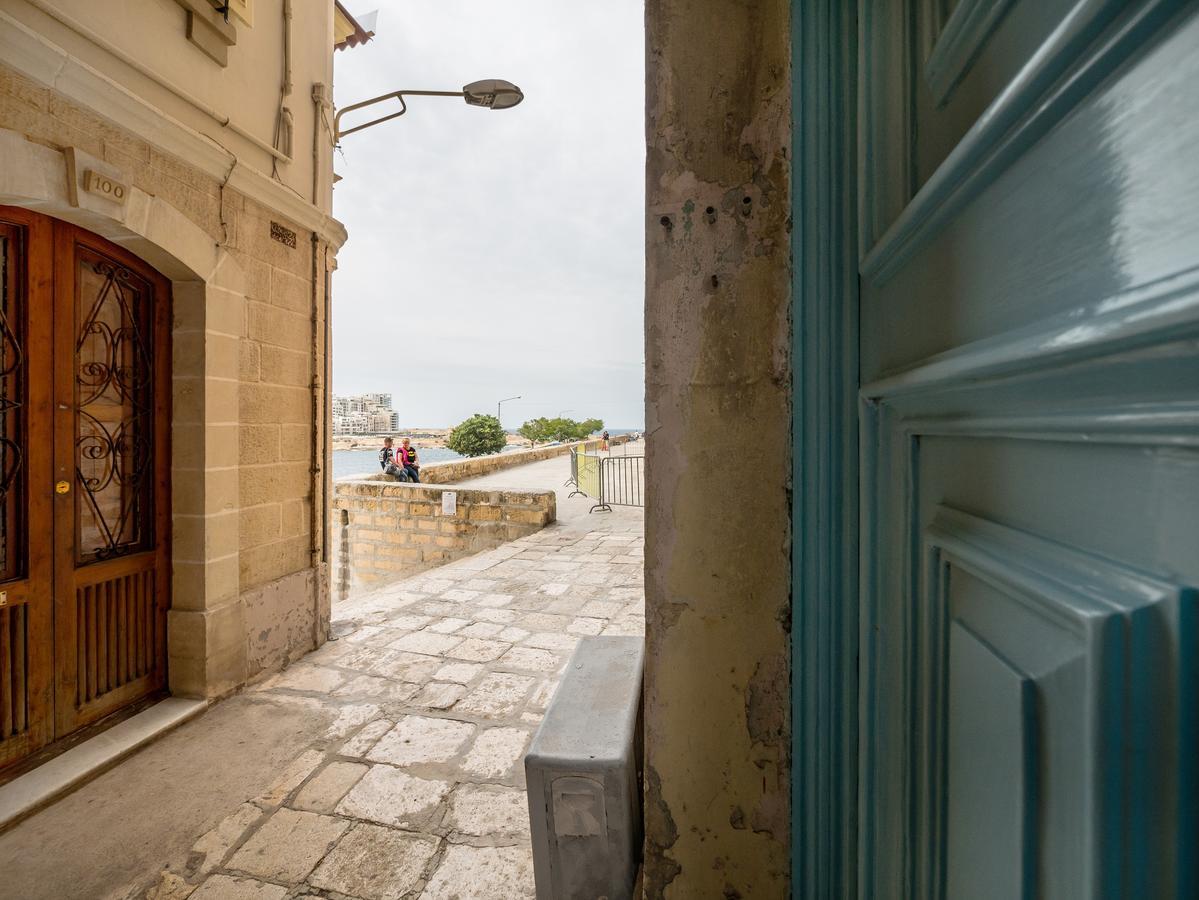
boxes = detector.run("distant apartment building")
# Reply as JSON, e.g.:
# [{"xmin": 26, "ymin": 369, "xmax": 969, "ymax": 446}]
[{"xmin": 332, "ymin": 392, "xmax": 399, "ymax": 435}]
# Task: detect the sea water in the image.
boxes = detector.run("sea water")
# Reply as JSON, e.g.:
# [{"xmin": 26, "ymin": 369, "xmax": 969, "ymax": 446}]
[{"xmin": 332, "ymin": 446, "xmax": 463, "ymax": 481}]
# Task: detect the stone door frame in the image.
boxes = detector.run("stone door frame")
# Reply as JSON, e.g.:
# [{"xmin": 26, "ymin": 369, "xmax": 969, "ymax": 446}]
[{"xmin": 0, "ymin": 127, "xmax": 247, "ymax": 698}]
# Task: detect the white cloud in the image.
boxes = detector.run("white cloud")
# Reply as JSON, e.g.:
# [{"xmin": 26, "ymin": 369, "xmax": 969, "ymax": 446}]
[{"xmin": 331, "ymin": 1, "xmax": 645, "ymax": 429}]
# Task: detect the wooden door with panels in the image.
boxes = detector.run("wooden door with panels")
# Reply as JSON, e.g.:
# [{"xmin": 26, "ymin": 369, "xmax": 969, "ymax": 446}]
[
  {"xmin": 0, "ymin": 206, "xmax": 170, "ymax": 773},
  {"xmin": 855, "ymin": 1, "xmax": 1199, "ymax": 898}
]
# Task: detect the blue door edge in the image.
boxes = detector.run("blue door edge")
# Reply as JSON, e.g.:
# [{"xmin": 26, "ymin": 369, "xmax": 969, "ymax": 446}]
[{"xmin": 790, "ymin": 2, "xmax": 861, "ymax": 897}]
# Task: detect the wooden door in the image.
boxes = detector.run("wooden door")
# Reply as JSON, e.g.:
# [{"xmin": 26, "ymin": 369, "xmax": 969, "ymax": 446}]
[
  {"xmin": 855, "ymin": 2, "xmax": 1199, "ymax": 898},
  {"xmin": 0, "ymin": 210, "xmax": 55, "ymax": 769},
  {"xmin": 0, "ymin": 207, "xmax": 170, "ymax": 770}
]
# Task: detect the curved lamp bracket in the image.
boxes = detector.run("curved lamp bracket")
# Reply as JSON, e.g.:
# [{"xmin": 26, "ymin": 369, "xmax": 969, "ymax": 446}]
[{"xmin": 334, "ymin": 80, "xmax": 524, "ymax": 142}]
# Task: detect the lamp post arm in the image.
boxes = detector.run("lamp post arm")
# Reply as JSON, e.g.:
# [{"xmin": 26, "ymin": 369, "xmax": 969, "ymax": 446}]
[
  {"xmin": 334, "ymin": 90, "xmax": 465, "ymax": 141},
  {"xmin": 497, "ymin": 395, "xmax": 521, "ymax": 422}
]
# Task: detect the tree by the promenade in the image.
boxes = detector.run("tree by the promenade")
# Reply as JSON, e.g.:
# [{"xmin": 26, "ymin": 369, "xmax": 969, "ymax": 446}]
[
  {"xmin": 518, "ymin": 416, "xmax": 603, "ymax": 445},
  {"xmin": 518, "ymin": 417, "xmax": 550, "ymax": 446},
  {"xmin": 447, "ymin": 413, "xmax": 508, "ymax": 457},
  {"xmin": 566, "ymin": 417, "xmax": 603, "ymax": 440}
]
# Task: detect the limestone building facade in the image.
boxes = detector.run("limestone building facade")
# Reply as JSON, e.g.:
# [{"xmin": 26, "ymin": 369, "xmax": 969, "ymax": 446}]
[{"xmin": 0, "ymin": 0, "xmax": 367, "ymax": 771}]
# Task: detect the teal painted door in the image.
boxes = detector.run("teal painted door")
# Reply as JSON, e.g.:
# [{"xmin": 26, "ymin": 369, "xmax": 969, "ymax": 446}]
[{"xmin": 856, "ymin": 1, "xmax": 1199, "ymax": 897}]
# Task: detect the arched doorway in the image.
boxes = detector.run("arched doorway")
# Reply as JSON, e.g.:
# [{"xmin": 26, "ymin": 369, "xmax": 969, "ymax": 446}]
[{"xmin": 0, "ymin": 206, "xmax": 171, "ymax": 772}]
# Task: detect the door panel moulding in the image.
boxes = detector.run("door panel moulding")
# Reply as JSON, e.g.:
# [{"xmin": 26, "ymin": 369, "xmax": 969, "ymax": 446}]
[
  {"xmin": 860, "ymin": 0, "xmax": 1189, "ymax": 283},
  {"xmin": 859, "ymin": 325, "xmax": 1199, "ymax": 896},
  {"xmin": 921, "ymin": 0, "xmax": 1018, "ymax": 107},
  {"xmin": 911, "ymin": 506, "xmax": 1197, "ymax": 898},
  {"xmin": 791, "ymin": 1, "xmax": 860, "ymax": 896},
  {"xmin": 855, "ymin": 0, "xmax": 1199, "ymax": 893}
]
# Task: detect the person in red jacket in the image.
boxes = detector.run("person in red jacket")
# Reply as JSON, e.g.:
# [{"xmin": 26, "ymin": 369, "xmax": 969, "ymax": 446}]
[{"xmin": 399, "ymin": 437, "xmax": 421, "ymax": 483}]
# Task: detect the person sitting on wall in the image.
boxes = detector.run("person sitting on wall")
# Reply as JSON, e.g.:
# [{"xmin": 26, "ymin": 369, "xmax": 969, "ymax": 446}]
[
  {"xmin": 399, "ymin": 437, "xmax": 421, "ymax": 483},
  {"xmin": 379, "ymin": 437, "xmax": 409, "ymax": 481}
]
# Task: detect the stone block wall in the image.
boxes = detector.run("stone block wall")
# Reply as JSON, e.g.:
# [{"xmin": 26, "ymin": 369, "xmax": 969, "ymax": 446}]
[
  {"xmin": 234, "ymin": 202, "xmax": 323, "ymax": 594},
  {"xmin": 422, "ymin": 441, "xmax": 583, "ymax": 484},
  {"xmin": 0, "ymin": 59, "xmax": 337, "ymax": 696},
  {"xmin": 333, "ymin": 481, "xmax": 556, "ymax": 599}
]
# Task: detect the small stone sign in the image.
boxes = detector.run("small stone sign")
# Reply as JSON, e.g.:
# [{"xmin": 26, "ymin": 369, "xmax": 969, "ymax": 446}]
[
  {"xmin": 82, "ymin": 169, "xmax": 129, "ymax": 205},
  {"xmin": 442, "ymin": 492, "xmax": 457, "ymax": 516}
]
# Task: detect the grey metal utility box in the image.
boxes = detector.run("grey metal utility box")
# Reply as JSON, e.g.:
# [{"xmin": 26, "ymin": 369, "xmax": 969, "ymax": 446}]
[{"xmin": 525, "ymin": 636, "xmax": 644, "ymax": 900}]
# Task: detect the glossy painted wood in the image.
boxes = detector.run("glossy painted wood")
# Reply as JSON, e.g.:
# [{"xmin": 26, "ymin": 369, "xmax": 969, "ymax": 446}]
[
  {"xmin": 944, "ymin": 620, "xmax": 1035, "ymax": 900},
  {"xmin": 921, "ymin": 0, "xmax": 1020, "ymax": 108},
  {"xmin": 855, "ymin": 1, "xmax": 1199, "ymax": 897},
  {"xmin": 790, "ymin": 1, "xmax": 861, "ymax": 897}
]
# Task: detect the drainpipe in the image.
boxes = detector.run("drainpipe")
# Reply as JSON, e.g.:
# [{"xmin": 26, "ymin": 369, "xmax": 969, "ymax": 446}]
[
  {"xmin": 308, "ymin": 75, "xmax": 333, "ymax": 642},
  {"xmin": 274, "ymin": 0, "xmax": 295, "ymax": 158},
  {"xmin": 311, "ymin": 83, "xmax": 330, "ymax": 207},
  {"xmin": 309, "ymin": 231, "xmax": 323, "ymax": 571},
  {"xmin": 309, "ymin": 232, "xmax": 327, "ymax": 650},
  {"xmin": 322, "ymin": 246, "xmax": 333, "ymax": 568},
  {"xmin": 281, "ymin": 0, "xmax": 293, "ymax": 99}
]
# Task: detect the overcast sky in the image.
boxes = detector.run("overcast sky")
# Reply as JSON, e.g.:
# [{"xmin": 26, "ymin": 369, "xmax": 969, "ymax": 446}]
[{"xmin": 330, "ymin": 3, "xmax": 645, "ymax": 430}]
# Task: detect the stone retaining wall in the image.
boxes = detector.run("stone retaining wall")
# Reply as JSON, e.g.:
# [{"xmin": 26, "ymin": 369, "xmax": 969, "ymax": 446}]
[
  {"xmin": 332, "ymin": 481, "xmax": 556, "ymax": 600},
  {"xmin": 344, "ymin": 435, "xmax": 631, "ymax": 486}
]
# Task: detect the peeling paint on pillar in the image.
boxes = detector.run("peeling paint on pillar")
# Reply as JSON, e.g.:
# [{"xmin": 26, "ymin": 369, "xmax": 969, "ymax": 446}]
[{"xmin": 643, "ymin": 0, "xmax": 791, "ymax": 897}]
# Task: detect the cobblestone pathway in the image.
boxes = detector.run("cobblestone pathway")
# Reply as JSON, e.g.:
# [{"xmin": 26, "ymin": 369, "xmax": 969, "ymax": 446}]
[{"xmin": 129, "ymin": 507, "xmax": 644, "ymax": 900}]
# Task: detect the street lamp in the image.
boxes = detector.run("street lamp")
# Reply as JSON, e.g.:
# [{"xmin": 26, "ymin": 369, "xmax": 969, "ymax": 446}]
[
  {"xmin": 497, "ymin": 396, "xmax": 521, "ymax": 424},
  {"xmin": 334, "ymin": 79, "xmax": 525, "ymax": 141}
]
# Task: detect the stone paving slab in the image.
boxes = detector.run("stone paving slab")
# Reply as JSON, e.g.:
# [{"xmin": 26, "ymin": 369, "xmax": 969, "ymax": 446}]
[{"xmin": 112, "ymin": 501, "xmax": 644, "ymax": 900}]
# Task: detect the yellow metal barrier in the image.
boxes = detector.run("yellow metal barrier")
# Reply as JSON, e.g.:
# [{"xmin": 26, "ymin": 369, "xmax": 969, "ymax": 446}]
[{"xmin": 577, "ymin": 451, "xmax": 601, "ymax": 498}]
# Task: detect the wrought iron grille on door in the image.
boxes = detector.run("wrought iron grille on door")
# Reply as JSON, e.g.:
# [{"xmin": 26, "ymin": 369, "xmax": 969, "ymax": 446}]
[{"xmin": 74, "ymin": 249, "xmax": 155, "ymax": 564}]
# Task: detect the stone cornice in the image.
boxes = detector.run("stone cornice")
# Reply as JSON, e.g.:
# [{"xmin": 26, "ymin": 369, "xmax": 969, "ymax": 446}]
[{"xmin": 0, "ymin": 9, "xmax": 348, "ymax": 250}]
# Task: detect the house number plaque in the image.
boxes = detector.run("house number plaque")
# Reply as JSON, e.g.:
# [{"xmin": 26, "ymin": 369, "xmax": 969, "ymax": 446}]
[{"xmin": 83, "ymin": 169, "xmax": 129, "ymax": 205}]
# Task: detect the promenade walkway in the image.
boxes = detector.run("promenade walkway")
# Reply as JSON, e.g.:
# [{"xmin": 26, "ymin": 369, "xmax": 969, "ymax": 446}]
[
  {"xmin": 452, "ymin": 453, "xmax": 604, "ymax": 524},
  {"xmin": 0, "ymin": 457, "xmax": 644, "ymax": 900}
]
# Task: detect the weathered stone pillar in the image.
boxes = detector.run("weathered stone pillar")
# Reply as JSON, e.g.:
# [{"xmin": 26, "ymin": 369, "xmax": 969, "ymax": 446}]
[{"xmin": 643, "ymin": 0, "xmax": 791, "ymax": 896}]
